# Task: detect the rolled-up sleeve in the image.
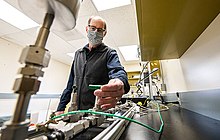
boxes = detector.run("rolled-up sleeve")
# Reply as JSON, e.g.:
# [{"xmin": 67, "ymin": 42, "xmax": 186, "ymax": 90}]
[{"xmin": 107, "ymin": 50, "xmax": 130, "ymax": 94}]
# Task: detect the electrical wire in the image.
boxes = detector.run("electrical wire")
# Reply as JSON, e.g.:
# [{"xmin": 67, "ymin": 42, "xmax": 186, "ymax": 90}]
[
  {"xmin": 140, "ymin": 103, "xmax": 169, "ymax": 112},
  {"xmin": 143, "ymin": 97, "xmax": 150, "ymax": 106},
  {"xmin": 135, "ymin": 62, "xmax": 149, "ymax": 96},
  {"xmin": 52, "ymin": 103, "xmax": 164, "ymax": 133},
  {"xmin": 139, "ymin": 62, "xmax": 149, "ymax": 81}
]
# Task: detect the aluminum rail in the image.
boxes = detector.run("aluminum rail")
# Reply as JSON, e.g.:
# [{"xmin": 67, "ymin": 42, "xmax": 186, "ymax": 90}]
[{"xmin": 93, "ymin": 104, "xmax": 136, "ymax": 140}]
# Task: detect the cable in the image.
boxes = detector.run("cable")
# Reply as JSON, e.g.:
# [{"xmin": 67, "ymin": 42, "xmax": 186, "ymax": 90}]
[
  {"xmin": 139, "ymin": 62, "xmax": 149, "ymax": 81},
  {"xmin": 140, "ymin": 103, "xmax": 169, "ymax": 112},
  {"xmin": 52, "ymin": 103, "xmax": 164, "ymax": 133},
  {"xmin": 139, "ymin": 68, "xmax": 159, "ymax": 82},
  {"xmin": 143, "ymin": 97, "xmax": 150, "ymax": 106}
]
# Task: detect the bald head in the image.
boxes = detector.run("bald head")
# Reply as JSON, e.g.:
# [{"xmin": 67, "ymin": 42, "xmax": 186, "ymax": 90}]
[{"xmin": 88, "ymin": 16, "xmax": 107, "ymax": 30}]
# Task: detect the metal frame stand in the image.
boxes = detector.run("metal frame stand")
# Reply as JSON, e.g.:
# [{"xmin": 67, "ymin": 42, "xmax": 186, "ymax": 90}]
[{"xmin": 1, "ymin": 13, "xmax": 54, "ymax": 140}]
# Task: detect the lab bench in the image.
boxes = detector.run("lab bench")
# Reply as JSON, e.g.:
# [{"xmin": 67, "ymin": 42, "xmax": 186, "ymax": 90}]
[{"xmin": 120, "ymin": 105, "xmax": 220, "ymax": 140}]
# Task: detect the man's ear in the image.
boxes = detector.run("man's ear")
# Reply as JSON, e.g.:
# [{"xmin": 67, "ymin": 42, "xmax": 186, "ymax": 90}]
[
  {"xmin": 103, "ymin": 30, "xmax": 107, "ymax": 37},
  {"xmin": 86, "ymin": 26, "xmax": 89, "ymax": 33}
]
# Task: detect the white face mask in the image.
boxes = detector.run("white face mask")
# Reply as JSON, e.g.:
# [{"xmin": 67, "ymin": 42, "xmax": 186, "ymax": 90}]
[{"xmin": 87, "ymin": 30, "xmax": 104, "ymax": 46}]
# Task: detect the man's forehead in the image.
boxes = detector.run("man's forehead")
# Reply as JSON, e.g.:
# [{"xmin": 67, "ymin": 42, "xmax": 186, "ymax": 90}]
[{"xmin": 90, "ymin": 18, "xmax": 104, "ymax": 27}]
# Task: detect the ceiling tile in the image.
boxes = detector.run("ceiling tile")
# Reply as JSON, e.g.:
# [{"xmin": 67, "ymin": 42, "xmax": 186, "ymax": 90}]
[
  {"xmin": 46, "ymin": 32, "xmax": 77, "ymax": 53},
  {"xmin": 22, "ymin": 27, "xmax": 38, "ymax": 38},
  {"xmin": 0, "ymin": 20, "xmax": 21, "ymax": 36},
  {"xmin": 68, "ymin": 38, "xmax": 88, "ymax": 50},
  {"xmin": 103, "ymin": 32, "xmax": 116, "ymax": 48},
  {"xmin": 99, "ymin": 5, "xmax": 139, "ymax": 47},
  {"xmin": 78, "ymin": 0, "xmax": 98, "ymax": 17},
  {"xmin": 53, "ymin": 29, "xmax": 85, "ymax": 41},
  {"xmin": 2, "ymin": 31, "xmax": 35, "ymax": 47}
]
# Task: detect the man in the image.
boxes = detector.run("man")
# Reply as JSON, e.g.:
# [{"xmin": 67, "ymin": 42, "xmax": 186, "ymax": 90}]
[{"xmin": 56, "ymin": 16, "xmax": 130, "ymax": 115}]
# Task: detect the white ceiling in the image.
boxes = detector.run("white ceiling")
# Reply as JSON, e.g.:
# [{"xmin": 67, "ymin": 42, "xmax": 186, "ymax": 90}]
[{"xmin": 0, "ymin": 0, "xmax": 140, "ymax": 65}]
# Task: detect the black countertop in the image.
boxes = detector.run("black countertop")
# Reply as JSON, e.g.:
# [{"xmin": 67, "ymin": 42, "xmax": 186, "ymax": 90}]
[{"xmin": 120, "ymin": 105, "xmax": 220, "ymax": 140}]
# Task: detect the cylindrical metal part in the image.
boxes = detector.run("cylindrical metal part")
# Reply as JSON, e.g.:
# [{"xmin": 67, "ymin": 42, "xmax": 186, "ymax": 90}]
[
  {"xmin": 1, "ymin": 13, "xmax": 54, "ymax": 140},
  {"xmin": 35, "ymin": 13, "xmax": 54, "ymax": 48},
  {"xmin": 1, "ymin": 120, "xmax": 29, "ymax": 140},
  {"xmin": 93, "ymin": 96, "xmax": 101, "ymax": 111},
  {"xmin": 12, "ymin": 93, "xmax": 31, "ymax": 123},
  {"xmin": 93, "ymin": 105, "xmax": 135, "ymax": 140},
  {"xmin": 13, "ymin": 77, "xmax": 41, "ymax": 93},
  {"xmin": 148, "ymin": 62, "xmax": 153, "ymax": 100},
  {"xmin": 68, "ymin": 86, "xmax": 78, "ymax": 112},
  {"xmin": 19, "ymin": 46, "xmax": 51, "ymax": 67}
]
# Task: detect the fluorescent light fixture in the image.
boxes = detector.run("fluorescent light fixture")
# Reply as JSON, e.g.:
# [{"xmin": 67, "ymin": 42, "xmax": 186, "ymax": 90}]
[
  {"xmin": 67, "ymin": 53, "xmax": 75, "ymax": 58},
  {"xmin": 0, "ymin": 0, "xmax": 39, "ymax": 30},
  {"xmin": 119, "ymin": 45, "xmax": 139, "ymax": 61},
  {"xmin": 92, "ymin": 0, "xmax": 131, "ymax": 11}
]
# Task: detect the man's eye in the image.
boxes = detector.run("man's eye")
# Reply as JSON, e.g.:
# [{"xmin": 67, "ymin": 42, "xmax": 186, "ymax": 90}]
[{"xmin": 91, "ymin": 27, "xmax": 96, "ymax": 31}]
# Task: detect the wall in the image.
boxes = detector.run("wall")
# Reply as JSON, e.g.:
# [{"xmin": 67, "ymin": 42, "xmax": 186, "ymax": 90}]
[
  {"xmin": 0, "ymin": 38, "xmax": 71, "ymax": 119},
  {"xmin": 178, "ymin": 14, "xmax": 220, "ymax": 120},
  {"xmin": 0, "ymin": 38, "xmax": 22, "ymax": 93},
  {"xmin": 0, "ymin": 38, "xmax": 71, "ymax": 93},
  {"xmin": 160, "ymin": 14, "xmax": 220, "ymax": 92},
  {"xmin": 156, "ymin": 14, "xmax": 220, "ymax": 121},
  {"xmin": 161, "ymin": 59, "xmax": 187, "ymax": 93},
  {"xmin": 39, "ymin": 59, "xmax": 70, "ymax": 93},
  {"xmin": 0, "ymin": 95, "xmax": 60, "ymax": 123},
  {"xmin": 124, "ymin": 62, "xmax": 141, "ymax": 72},
  {"xmin": 180, "ymin": 14, "xmax": 220, "ymax": 91}
]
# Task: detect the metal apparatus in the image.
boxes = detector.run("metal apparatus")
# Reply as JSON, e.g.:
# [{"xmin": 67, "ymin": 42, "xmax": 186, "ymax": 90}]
[
  {"xmin": 27, "ymin": 101, "xmax": 136, "ymax": 140},
  {"xmin": 0, "ymin": 1, "xmax": 81, "ymax": 139},
  {"xmin": 136, "ymin": 65, "xmax": 159, "ymax": 98},
  {"xmin": 18, "ymin": 0, "xmax": 81, "ymax": 31}
]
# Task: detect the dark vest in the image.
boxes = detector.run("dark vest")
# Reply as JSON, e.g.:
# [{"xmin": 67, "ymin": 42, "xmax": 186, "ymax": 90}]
[{"xmin": 73, "ymin": 44, "xmax": 111, "ymax": 109}]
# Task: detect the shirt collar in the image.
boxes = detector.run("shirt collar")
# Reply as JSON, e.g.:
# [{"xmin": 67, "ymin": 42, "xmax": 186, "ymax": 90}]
[{"xmin": 80, "ymin": 43, "xmax": 107, "ymax": 52}]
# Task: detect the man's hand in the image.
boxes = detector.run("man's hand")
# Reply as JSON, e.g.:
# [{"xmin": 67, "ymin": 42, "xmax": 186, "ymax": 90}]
[
  {"xmin": 94, "ymin": 78, "xmax": 124, "ymax": 110},
  {"xmin": 55, "ymin": 111, "xmax": 64, "ymax": 116}
]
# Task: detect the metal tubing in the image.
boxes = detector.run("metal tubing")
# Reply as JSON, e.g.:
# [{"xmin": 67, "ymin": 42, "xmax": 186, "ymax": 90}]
[
  {"xmin": 1, "ymin": 13, "xmax": 54, "ymax": 140},
  {"xmin": 12, "ymin": 93, "xmax": 31, "ymax": 123},
  {"xmin": 93, "ymin": 105, "xmax": 135, "ymax": 140},
  {"xmin": 35, "ymin": 13, "xmax": 54, "ymax": 48},
  {"xmin": 148, "ymin": 62, "xmax": 153, "ymax": 100},
  {"xmin": 11, "ymin": 13, "xmax": 54, "ymax": 123}
]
